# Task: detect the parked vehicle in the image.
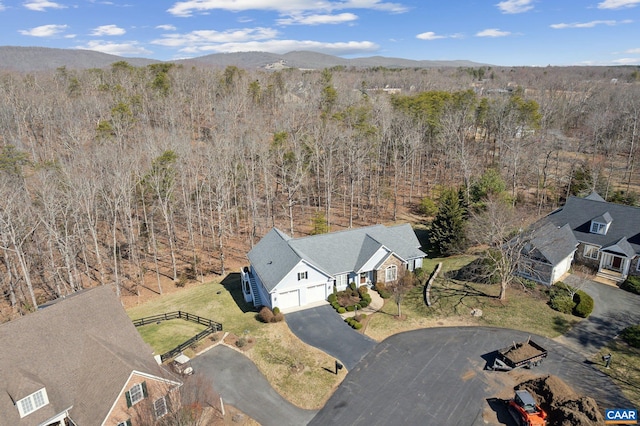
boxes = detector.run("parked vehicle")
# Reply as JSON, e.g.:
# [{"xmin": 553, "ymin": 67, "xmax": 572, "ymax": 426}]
[
  {"xmin": 171, "ymin": 354, "xmax": 194, "ymax": 375},
  {"xmin": 490, "ymin": 338, "xmax": 547, "ymax": 371},
  {"xmin": 507, "ymin": 390, "xmax": 547, "ymax": 426}
]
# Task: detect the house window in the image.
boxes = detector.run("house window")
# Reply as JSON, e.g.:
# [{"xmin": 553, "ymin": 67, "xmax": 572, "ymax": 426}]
[
  {"xmin": 385, "ymin": 265, "xmax": 397, "ymax": 282},
  {"xmin": 335, "ymin": 274, "xmax": 347, "ymax": 288},
  {"xmin": 590, "ymin": 222, "xmax": 607, "ymax": 235},
  {"xmin": 583, "ymin": 245, "xmax": 600, "ymax": 260},
  {"xmin": 297, "ymin": 271, "xmax": 308, "ymax": 280},
  {"xmin": 16, "ymin": 388, "xmax": 49, "ymax": 418},
  {"xmin": 153, "ymin": 396, "xmax": 168, "ymax": 418},
  {"xmin": 126, "ymin": 382, "xmax": 148, "ymax": 408}
]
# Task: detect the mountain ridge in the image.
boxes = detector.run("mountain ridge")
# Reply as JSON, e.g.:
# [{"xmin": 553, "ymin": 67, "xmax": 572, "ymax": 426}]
[{"xmin": 0, "ymin": 45, "xmax": 490, "ymax": 73}]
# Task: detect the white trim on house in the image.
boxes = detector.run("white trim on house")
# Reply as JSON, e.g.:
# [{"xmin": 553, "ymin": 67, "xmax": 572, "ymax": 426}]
[
  {"xmin": 590, "ymin": 221, "xmax": 608, "ymax": 235},
  {"xmin": 583, "ymin": 244, "xmax": 600, "ymax": 260}
]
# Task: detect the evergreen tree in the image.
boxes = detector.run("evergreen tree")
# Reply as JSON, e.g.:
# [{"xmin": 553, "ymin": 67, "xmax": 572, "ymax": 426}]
[{"xmin": 429, "ymin": 188, "xmax": 467, "ymax": 256}]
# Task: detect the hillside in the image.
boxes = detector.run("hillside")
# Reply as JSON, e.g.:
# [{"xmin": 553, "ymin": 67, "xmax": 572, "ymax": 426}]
[{"xmin": 0, "ymin": 45, "xmax": 488, "ymax": 73}]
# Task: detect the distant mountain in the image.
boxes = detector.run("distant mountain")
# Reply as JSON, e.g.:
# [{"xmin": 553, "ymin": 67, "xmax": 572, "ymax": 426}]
[
  {"xmin": 180, "ymin": 50, "xmax": 489, "ymax": 70},
  {"xmin": 0, "ymin": 46, "xmax": 488, "ymax": 73},
  {"xmin": 0, "ymin": 46, "xmax": 158, "ymax": 72}
]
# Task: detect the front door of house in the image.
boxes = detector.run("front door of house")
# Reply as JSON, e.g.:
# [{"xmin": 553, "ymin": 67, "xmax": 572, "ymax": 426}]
[
  {"xmin": 360, "ymin": 272, "xmax": 367, "ymax": 284},
  {"xmin": 612, "ymin": 256, "xmax": 622, "ymax": 270}
]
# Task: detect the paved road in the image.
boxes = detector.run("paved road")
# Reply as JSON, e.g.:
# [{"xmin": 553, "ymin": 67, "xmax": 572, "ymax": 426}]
[
  {"xmin": 286, "ymin": 304, "xmax": 377, "ymax": 370},
  {"xmin": 557, "ymin": 275, "xmax": 640, "ymax": 356},
  {"xmin": 309, "ymin": 327, "xmax": 631, "ymax": 426},
  {"xmin": 192, "ymin": 345, "xmax": 317, "ymax": 426}
]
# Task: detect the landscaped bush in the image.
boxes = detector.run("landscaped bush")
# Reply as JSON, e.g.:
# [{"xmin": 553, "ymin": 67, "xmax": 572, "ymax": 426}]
[
  {"xmin": 414, "ymin": 267, "xmax": 424, "ymax": 280},
  {"xmin": 573, "ymin": 290, "xmax": 594, "ymax": 318},
  {"xmin": 621, "ymin": 325, "xmax": 640, "ymax": 348},
  {"xmin": 258, "ymin": 306, "xmax": 284, "ymax": 323},
  {"xmin": 358, "ymin": 285, "xmax": 368, "ymax": 296},
  {"xmin": 258, "ymin": 306, "xmax": 275, "ymax": 323},
  {"xmin": 349, "ymin": 282, "xmax": 357, "ymax": 291},
  {"xmin": 374, "ymin": 283, "xmax": 392, "ymax": 299},
  {"xmin": 346, "ymin": 305, "xmax": 355, "ymax": 312},
  {"xmin": 621, "ymin": 276, "xmax": 640, "ymax": 295},
  {"xmin": 550, "ymin": 294, "xmax": 575, "ymax": 314},
  {"xmin": 354, "ymin": 322, "xmax": 363, "ymax": 330},
  {"xmin": 331, "ymin": 301, "xmax": 340, "ymax": 309},
  {"xmin": 236, "ymin": 337, "xmax": 247, "ymax": 348},
  {"xmin": 359, "ymin": 299, "xmax": 369, "ymax": 308},
  {"xmin": 328, "ymin": 293, "xmax": 337, "ymax": 303},
  {"xmin": 337, "ymin": 307, "xmax": 346, "ymax": 314}
]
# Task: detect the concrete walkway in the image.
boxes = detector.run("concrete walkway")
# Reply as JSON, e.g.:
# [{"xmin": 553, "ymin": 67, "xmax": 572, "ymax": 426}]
[{"xmin": 555, "ymin": 274, "xmax": 640, "ymax": 357}]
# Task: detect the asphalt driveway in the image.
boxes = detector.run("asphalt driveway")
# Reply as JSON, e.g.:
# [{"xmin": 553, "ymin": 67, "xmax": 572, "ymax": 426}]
[
  {"xmin": 310, "ymin": 327, "xmax": 631, "ymax": 426},
  {"xmin": 557, "ymin": 275, "xmax": 640, "ymax": 356},
  {"xmin": 192, "ymin": 345, "xmax": 317, "ymax": 426},
  {"xmin": 286, "ymin": 304, "xmax": 377, "ymax": 370}
]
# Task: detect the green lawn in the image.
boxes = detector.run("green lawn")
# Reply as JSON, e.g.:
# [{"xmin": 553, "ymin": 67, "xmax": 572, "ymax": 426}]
[
  {"xmin": 127, "ymin": 274, "xmax": 345, "ymax": 410},
  {"xmin": 367, "ymin": 255, "xmax": 579, "ymax": 341},
  {"xmin": 135, "ymin": 319, "xmax": 209, "ymax": 354},
  {"xmin": 595, "ymin": 340, "xmax": 640, "ymax": 407}
]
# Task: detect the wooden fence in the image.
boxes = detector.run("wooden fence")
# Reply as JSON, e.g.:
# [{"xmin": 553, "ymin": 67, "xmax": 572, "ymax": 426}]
[{"xmin": 132, "ymin": 311, "xmax": 223, "ymax": 362}]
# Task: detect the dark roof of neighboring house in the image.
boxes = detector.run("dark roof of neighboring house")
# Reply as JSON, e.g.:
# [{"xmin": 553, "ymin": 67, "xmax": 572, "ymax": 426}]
[
  {"xmin": 248, "ymin": 224, "xmax": 425, "ymax": 292},
  {"xmin": 544, "ymin": 193, "xmax": 640, "ymax": 257},
  {"xmin": 528, "ymin": 222, "xmax": 579, "ymax": 265},
  {"xmin": 0, "ymin": 285, "xmax": 171, "ymax": 426}
]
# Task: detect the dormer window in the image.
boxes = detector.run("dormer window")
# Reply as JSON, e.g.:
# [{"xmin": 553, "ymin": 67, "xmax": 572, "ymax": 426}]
[
  {"xmin": 590, "ymin": 222, "xmax": 607, "ymax": 234},
  {"xmin": 590, "ymin": 212, "xmax": 612, "ymax": 235},
  {"xmin": 16, "ymin": 388, "xmax": 49, "ymax": 418}
]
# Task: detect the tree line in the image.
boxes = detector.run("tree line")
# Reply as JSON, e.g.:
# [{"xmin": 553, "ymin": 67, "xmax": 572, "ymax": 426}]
[{"xmin": 0, "ymin": 60, "xmax": 638, "ymax": 316}]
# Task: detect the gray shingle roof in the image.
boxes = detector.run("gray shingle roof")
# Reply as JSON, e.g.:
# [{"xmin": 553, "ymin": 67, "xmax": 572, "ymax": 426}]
[
  {"xmin": 529, "ymin": 222, "xmax": 578, "ymax": 265},
  {"xmin": 248, "ymin": 224, "xmax": 425, "ymax": 292},
  {"xmin": 0, "ymin": 285, "xmax": 172, "ymax": 426},
  {"xmin": 544, "ymin": 194, "xmax": 640, "ymax": 257}
]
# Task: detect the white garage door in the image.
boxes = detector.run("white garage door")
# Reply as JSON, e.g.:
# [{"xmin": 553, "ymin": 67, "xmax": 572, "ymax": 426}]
[
  {"xmin": 306, "ymin": 283, "xmax": 327, "ymax": 304},
  {"xmin": 277, "ymin": 289, "xmax": 300, "ymax": 310}
]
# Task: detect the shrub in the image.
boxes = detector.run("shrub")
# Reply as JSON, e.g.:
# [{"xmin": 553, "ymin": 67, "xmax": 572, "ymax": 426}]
[
  {"xmin": 354, "ymin": 322, "xmax": 363, "ymax": 330},
  {"xmin": 349, "ymin": 282, "xmax": 357, "ymax": 291},
  {"xmin": 550, "ymin": 294, "xmax": 574, "ymax": 314},
  {"xmin": 337, "ymin": 307, "xmax": 346, "ymax": 314},
  {"xmin": 573, "ymin": 290, "xmax": 594, "ymax": 318},
  {"xmin": 175, "ymin": 273, "xmax": 188, "ymax": 288},
  {"xmin": 346, "ymin": 305, "xmax": 355, "ymax": 312},
  {"xmin": 359, "ymin": 300, "xmax": 369, "ymax": 308},
  {"xmin": 258, "ymin": 306, "xmax": 275, "ymax": 323},
  {"xmin": 328, "ymin": 293, "xmax": 337, "ymax": 303},
  {"xmin": 236, "ymin": 337, "xmax": 247, "ymax": 348},
  {"xmin": 621, "ymin": 325, "xmax": 640, "ymax": 348},
  {"xmin": 331, "ymin": 301, "xmax": 340, "ymax": 309},
  {"xmin": 363, "ymin": 294, "xmax": 372, "ymax": 302},
  {"xmin": 418, "ymin": 196, "xmax": 438, "ymax": 217},
  {"xmin": 272, "ymin": 307, "xmax": 281, "ymax": 315},
  {"xmin": 273, "ymin": 312, "xmax": 285, "ymax": 322},
  {"xmin": 621, "ymin": 276, "xmax": 640, "ymax": 295},
  {"xmin": 358, "ymin": 286, "xmax": 369, "ymax": 296},
  {"xmin": 414, "ymin": 267, "xmax": 424, "ymax": 280}
]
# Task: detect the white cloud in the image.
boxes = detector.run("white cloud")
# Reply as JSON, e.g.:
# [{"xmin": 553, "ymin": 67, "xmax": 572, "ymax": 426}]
[
  {"xmin": 19, "ymin": 24, "xmax": 68, "ymax": 36},
  {"xmin": 476, "ymin": 28, "xmax": 511, "ymax": 37},
  {"xmin": 612, "ymin": 57, "xmax": 640, "ymax": 64},
  {"xmin": 598, "ymin": 0, "xmax": 640, "ymax": 9},
  {"xmin": 167, "ymin": 0, "xmax": 408, "ymax": 17},
  {"xmin": 24, "ymin": 0, "xmax": 67, "ymax": 11},
  {"xmin": 416, "ymin": 31, "xmax": 462, "ymax": 40},
  {"xmin": 76, "ymin": 40, "xmax": 152, "ymax": 56},
  {"xmin": 91, "ymin": 24, "xmax": 126, "ymax": 36},
  {"xmin": 625, "ymin": 47, "xmax": 640, "ymax": 53},
  {"xmin": 550, "ymin": 19, "xmax": 632, "ymax": 29},
  {"xmin": 277, "ymin": 12, "xmax": 358, "ymax": 25},
  {"xmin": 179, "ymin": 39, "xmax": 379, "ymax": 56},
  {"xmin": 496, "ymin": 0, "xmax": 534, "ymax": 14},
  {"xmin": 0, "ymin": 2, "xmax": 5, "ymax": 11},
  {"xmin": 152, "ymin": 27, "xmax": 279, "ymax": 48},
  {"xmin": 156, "ymin": 24, "xmax": 177, "ymax": 31}
]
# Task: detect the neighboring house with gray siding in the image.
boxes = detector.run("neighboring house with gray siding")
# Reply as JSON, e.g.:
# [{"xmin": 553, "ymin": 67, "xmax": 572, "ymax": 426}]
[
  {"xmin": 241, "ymin": 224, "xmax": 426, "ymax": 312},
  {"xmin": 521, "ymin": 192, "xmax": 640, "ymax": 285}
]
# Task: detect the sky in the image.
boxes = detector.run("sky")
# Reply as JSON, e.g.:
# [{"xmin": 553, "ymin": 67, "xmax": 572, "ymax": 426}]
[{"xmin": 1, "ymin": 0, "xmax": 639, "ymax": 66}]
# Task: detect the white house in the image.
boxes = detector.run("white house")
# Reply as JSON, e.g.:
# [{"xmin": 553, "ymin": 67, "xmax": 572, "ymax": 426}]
[{"xmin": 241, "ymin": 224, "xmax": 426, "ymax": 312}]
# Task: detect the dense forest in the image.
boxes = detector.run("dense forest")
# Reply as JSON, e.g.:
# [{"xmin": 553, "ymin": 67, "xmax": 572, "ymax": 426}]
[{"xmin": 1, "ymin": 61, "xmax": 639, "ymax": 318}]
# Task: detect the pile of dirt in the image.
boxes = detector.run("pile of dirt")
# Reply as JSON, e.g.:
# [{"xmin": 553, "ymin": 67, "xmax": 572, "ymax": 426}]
[
  {"xmin": 516, "ymin": 375, "xmax": 604, "ymax": 426},
  {"xmin": 503, "ymin": 342, "xmax": 544, "ymax": 363}
]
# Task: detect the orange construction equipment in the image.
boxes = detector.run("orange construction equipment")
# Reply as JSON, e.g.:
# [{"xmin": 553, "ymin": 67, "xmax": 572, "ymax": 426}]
[{"xmin": 507, "ymin": 390, "xmax": 547, "ymax": 426}]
